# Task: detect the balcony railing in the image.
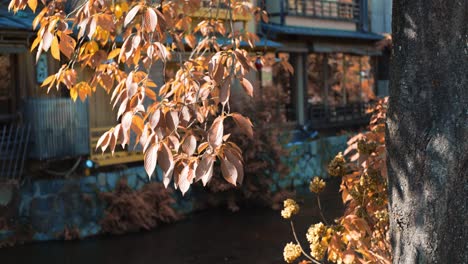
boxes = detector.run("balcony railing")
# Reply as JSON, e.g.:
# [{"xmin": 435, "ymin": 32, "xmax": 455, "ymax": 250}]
[
  {"xmin": 286, "ymin": 0, "xmax": 360, "ymax": 22},
  {"xmin": 202, "ymin": 0, "xmax": 229, "ymax": 9},
  {"xmin": 306, "ymin": 102, "xmax": 371, "ymax": 129}
]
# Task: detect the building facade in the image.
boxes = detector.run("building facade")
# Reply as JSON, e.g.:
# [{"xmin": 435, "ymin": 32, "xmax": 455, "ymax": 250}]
[{"xmin": 260, "ymin": 0, "xmax": 392, "ymax": 132}]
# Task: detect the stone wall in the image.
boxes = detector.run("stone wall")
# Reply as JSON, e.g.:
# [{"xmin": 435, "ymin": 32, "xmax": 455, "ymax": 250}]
[
  {"xmin": 274, "ymin": 135, "xmax": 349, "ymax": 189},
  {"xmin": 1, "ymin": 135, "xmax": 348, "ymax": 243},
  {"xmin": 16, "ymin": 167, "xmax": 181, "ymax": 241}
]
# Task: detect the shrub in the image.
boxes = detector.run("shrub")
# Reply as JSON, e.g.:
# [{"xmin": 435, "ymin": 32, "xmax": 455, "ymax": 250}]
[{"xmin": 281, "ymin": 98, "xmax": 390, "ymax": 264}]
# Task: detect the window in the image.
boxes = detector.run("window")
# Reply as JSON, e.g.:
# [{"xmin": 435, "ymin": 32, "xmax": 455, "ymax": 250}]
[
  {"xmin": 307, "ymin": 52, "xmax": 375, "ymax": 106},
  {"xmin": 306, "ymin": 52, "xmax": 376, "ymax": 127},
  {"xmin": 287, "ymin": 0, "xmax": 360, "ymax": 22}
]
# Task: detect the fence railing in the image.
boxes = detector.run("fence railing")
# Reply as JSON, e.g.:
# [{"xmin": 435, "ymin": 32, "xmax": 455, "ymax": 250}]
[
  {"xmin": 286, "ymin": 0, "xmax": 360, "ymax": 22},
  {"xmin": 307, "ymin": 102, "xmax": 370, "ymax": 129},
  {"xmin": 0, "ymin": 124, "xmax": 30, "ymax": 182},
  {"xmin": 201, "ymin": 0, "xmax": 229, "ymax": 9}
]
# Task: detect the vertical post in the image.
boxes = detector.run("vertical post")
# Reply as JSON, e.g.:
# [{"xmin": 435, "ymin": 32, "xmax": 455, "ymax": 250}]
[
  {"xmin": 359, "ymin": 0, "xmax": 369, "ymax": 32},
  {"xmin": 323, "ymin": 54, "xmax": 329, "ymax": 119},
  {"xmin": 280, "ymin": 0, "xmax": 286, "ymax": 24},
  {"xmin": 342, "ymin": 54, "xmax": 347, "ymax": 106},
  {"xmin": 295, "ymin": 54, "xmax": 305, "ymax": 126}
]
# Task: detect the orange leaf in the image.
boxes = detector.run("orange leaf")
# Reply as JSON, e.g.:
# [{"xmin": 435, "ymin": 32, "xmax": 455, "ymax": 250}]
[
  {"xmin": 224, "ymin": 148, "xmax": 244, "ymax": 185},
  {"xmin": 208, "ymin": 116, "xmax": 224, "ymax": 148},
  {"xmin": 121, "ymin": 111, "xmax": 133, "ymax": 132},
  {"xmin": 182, "ymin": 134, "xmax": 196, "ymax": 156},
  {"xmin": 69, "ymin": 86, "xmax": 78, "ymax": 102},
  {"xmin": 96, "ymin": 131, "xmax": 110, "ymax": 152},
  {"xmin": 28, "ymin": 0, "xmax": 37, "ymax": 12},
  {"xmin": 177, "ymin": 165, "xmax": 191, "ymax": 195},
  {"xmin": 195, "ymin": 155, "xmax": 214, "ymax": 186},
  {"xmin": 144, "ymin": 143, "xmax": 158, "ymax": 178},
  {"xmin": 107, "ymin": 48, "xmax": 121, "ymax": 60},
  {"xmin": 241, "ymin": 78, "xmax": 253, "ymax": 97},
  {"xmin": 220, "ymin": 156, "xmax": 237, "ymax": 186},
  {"xmin": 231, "ymin": 113, "xmax": 253, "ymax": 138},
  {"xmin": 158, "ymin": 142, "xmax": 174, "ymax": 187},
  {"xmin": 144, "ymin": 8, "xmax": 157, "ymax": 32},
  {"xmin": 124, "ymin": 4, "xmax": 141, "ymax": 27},
  {"xmin": 42, "ymin": 31, "xmax": 53, "ymax": 51}
]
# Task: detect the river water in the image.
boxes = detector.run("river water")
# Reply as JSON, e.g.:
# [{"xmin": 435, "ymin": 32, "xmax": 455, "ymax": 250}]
[{"xmin": 0, "ymin": 184, "xmax": 343, "ymax": 264}]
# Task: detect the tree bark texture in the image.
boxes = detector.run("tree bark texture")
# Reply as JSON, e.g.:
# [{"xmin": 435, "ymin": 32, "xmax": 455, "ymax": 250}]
[{"xmin": 387, "ymin": 1, "xmax": 467, "ymax": 263}]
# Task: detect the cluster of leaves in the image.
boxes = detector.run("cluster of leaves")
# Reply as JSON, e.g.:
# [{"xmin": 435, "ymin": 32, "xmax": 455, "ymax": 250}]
[
  {"xmin": 193, "ymin": 59, "xmax": 293, "ymax": 211},
  {"xmin": 282, "ymin": 98, "xmax": 390, "ymax": 264},
  {"xmin": 100, "ymin": 178, "xmax": 181, "ymax": 234},
  {"xmin": 9, "ymin": 0, "xmax": 269, "ymax": 194}
]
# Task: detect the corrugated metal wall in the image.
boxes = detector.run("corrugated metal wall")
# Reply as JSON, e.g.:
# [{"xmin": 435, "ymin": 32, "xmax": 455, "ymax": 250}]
[{"xmin": 24, "ymin": 98, "xmax": 89, "ymax": 160}]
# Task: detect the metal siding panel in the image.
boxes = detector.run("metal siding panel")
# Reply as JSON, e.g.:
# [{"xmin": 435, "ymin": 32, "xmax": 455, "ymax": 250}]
[{"xmin": 25, "ymin": 98, "xmax": 90, "ymax": 159}]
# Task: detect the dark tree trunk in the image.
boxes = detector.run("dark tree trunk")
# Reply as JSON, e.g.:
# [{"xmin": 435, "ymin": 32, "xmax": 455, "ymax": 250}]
[{"xmin": 387, "ymin": 1, "xmax": 468, "ymax": 263}]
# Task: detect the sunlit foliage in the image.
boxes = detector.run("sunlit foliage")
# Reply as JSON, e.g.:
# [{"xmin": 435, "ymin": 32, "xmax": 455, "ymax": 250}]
[{"xmin": 9, "ymin": 0, "xmax": 270, "ymax": 195}]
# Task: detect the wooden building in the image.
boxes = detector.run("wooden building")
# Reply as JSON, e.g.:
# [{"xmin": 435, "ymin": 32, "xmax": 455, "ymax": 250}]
[{"xmin": 261, "ymin": 0, "xmax": 391, "ymax": 133}]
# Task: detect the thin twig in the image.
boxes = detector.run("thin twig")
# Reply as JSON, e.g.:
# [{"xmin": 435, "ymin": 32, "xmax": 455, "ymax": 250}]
[
  {"xmin": 290, "ymin": 221, "xmax": 322, "ymax": 264},
  {"xmin": 316, "ymin": 195, "xmax": 329, "ymax": 225}
]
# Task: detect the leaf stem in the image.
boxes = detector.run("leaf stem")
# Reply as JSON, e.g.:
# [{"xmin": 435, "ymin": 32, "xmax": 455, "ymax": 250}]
[
  {"xmin": 290, "ymin": 221, "xmax": 322, "ymax": 264},
  {"xmin": 316, "ymin": 195, "xmax": 328, "ymax": 225}
]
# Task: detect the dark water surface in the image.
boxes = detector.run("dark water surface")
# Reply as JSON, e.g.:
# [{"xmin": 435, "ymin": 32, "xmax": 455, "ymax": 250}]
[{"xmin": 0, "ymin": 185, "xmax": 343, "ymax": 264}]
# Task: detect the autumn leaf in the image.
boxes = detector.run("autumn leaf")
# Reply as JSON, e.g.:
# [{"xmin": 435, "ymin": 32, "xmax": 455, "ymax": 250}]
[
  {"xmin": 107, "ymin": 48, "xmax": 121, "ymax": 60},
  {"xmin": 182, "ymin": 134, "xmax": 196, "ymax": 156},
  {"xmin": 144, "ymin": 8, "xmax": 157, "ymax": 33},
  {"xmin": 195, "ymin": 155, "xmax": 215, "ymax": 186},
  {"xmin": 27, "ymin": 0, "xmax": 37, "ymax": 12},
  {"xmin": 177, "ymin": 165, "xmax": 191, "ymax": 195},
  {"xmin": 69, "ymin": 86, "xmax": 78, "ymax": 101},
  {"xmin": 220, "ymin": 156, "xmax": 237, "ymax": 186},
  {"xmin": 158, "ymin": 142, "xmax": 174, "ymax": 188},
  {"xmin": 42, "ymin": 31, "xmax": 53, "ymax": 51},
  {"xmin": 144, "ymin": 143, "xmax": 158, "ymax": 178},
  {"xmin": 231, "ymin": 113, "xmax": 253, "ymax": 138},
  {"xmin": 124, "ymin": 4, "xmax": 141, "ymax": 27},
  {"xmin": 240, "ymin": 78, "xmax": 254, "ymax": 97},
  {"xmin": 208, "ymin": 116, "xmax": 224, "ymax": 148}
]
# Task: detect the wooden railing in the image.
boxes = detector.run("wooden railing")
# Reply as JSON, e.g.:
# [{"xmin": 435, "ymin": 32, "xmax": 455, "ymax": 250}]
[
  {"xmin": 89, "ymin": 127, "xmax": 143, "ymax": 167},
  {"xmin": 194, "ymin": 0, "xmax": 250, "ymax": 21},
  {"xmin": 286, "ymin": 0, "xmax": 360, "ymax": 22}
]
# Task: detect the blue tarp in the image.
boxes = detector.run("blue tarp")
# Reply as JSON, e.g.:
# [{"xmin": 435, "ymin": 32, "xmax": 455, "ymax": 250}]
[{"xmin": 262, "ymin": 23, "xmax": 384, "ymax": 41}]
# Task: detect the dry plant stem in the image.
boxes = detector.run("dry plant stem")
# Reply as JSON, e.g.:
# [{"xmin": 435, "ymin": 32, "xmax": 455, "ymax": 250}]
[
  {"xmin": 290, "ymin": 221, "xmax": 322, "ymax": 264},
  {"xmin": 316, "ymin": 195, "xmax": 328, "ymax": 225}
]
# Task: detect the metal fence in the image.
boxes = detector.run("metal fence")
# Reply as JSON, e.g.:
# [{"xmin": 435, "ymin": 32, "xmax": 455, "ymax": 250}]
[
  {"xmin": 307, "ymin": 102, "xmax": 370, "ymax": 129},
  {"xmin": 0, "ymin": 124, "xmax": 30, "ymax": 181},
  {"xmin": 24, "ymin": 98, "xmax": 90, "ymax": 160}
]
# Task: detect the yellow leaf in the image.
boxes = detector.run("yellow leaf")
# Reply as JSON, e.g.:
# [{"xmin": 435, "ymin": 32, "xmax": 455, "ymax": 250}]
[
  {"xmin": 41, "ymin": 74, "xmax": 56, "ymax": 87},
  {"xmin": 107, "ymin": 48, "xmax": 121, "ymax": 60},
  {"xmin": 28, "ymin": 0, "xmax": 37, "ymax": 12},
  {"xmin": 30, "ymin": 36, "xmax": 40, "ymax": 51},
  {"xmin": 51, "ymin": 36, "xmax": 60, "ymax": 60},
  {"xmin": 70, "ymin": 87, "xmax": 78, "ymax": 101}
]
